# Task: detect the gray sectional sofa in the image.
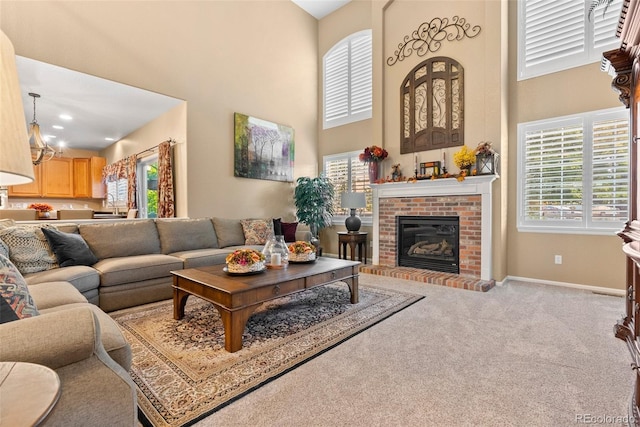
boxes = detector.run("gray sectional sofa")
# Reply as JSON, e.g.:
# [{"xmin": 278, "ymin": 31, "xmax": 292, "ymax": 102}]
[
  {"xmin": 0, "ymin": 216, "xmax": 309, "ymax": 425},
  {"xmin": 22, "ymin": 217, "xmax": 310, "ymax": 312}
]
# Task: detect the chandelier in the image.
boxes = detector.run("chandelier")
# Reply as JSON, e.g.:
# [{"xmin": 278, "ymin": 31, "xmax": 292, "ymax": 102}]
[{"xmin": 28, "ymin": 92, "xmax": 58, "ymax": 165}]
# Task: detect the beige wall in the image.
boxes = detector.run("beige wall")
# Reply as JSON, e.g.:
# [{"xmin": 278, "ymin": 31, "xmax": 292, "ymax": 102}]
[
  {"xmin": 1, "ymin": 1, "xmax": 318, "ymax": 222},
  {"xmin": 100, "ymin": 103, "xmax": 188, "ymax": 216},
  {"xmin": 506, "ymin": 0, "xmax": 626, "ymax": 290},
  {"xmin": 318, "ymin": 1, "xmax": 509, "ymax": 279}
]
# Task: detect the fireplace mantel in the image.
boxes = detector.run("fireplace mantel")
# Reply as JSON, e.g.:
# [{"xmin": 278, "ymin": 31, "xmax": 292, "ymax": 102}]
[{"xmin": 372, "ymin": 175, "xmax": 497, "ymax": 280}]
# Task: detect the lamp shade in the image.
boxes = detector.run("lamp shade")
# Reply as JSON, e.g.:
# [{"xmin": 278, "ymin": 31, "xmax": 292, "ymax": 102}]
[
  {"xmin": 340, "ymin": 192, "xmax": 366, "ymax": 209},
  {"xmin": 0, "ymin": 30, "xmax": 34, "ymax": 186}
]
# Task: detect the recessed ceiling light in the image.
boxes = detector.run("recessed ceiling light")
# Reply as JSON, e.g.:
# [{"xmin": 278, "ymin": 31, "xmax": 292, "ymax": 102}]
[
  {"xmin": 105, "ymin": 137, "xmax": 115, "ymax": 141},
  {"xmin": 57, "ymin": 141, "xmax": 65, "ymax": 147},
  {"xmin": 52, "ymin": 125, "xmax": 64, "ymax": 130},
  {"xmin": 59, "ymin": 114, "xmax": 72, "ymax": 120},
  {"xmin": 45, "ymin": 134, "xmax": 56, "ymax": 139}
]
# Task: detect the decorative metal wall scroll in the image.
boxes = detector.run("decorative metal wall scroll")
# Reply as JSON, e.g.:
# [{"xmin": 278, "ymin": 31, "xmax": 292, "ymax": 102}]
[{"xmin": 387, "ymin": 16, "xmax": 481, "ymax": 66}]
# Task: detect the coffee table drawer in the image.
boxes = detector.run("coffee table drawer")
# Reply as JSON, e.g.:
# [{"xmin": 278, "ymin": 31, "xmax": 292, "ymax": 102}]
[
  {"xmin": 254, "ymin": 278, "xmax": 305, "ymax": 300},
  {"xmin": 305, "ymin": 267, "xmax": 354, "ymax": 287}
]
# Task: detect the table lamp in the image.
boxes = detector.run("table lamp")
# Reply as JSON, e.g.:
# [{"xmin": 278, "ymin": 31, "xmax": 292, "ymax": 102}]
[
  {"xmin": 341, "ymin": 192, "xmax": 366, "ymax": 233},
  {"xmin": 0, "ymin": 30, "xmax": 34, "ymax": 187}
]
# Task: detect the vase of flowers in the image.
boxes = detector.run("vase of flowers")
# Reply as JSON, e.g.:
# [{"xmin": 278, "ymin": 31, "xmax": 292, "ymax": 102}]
[
  {"xmin": 453, "ymin": 146, "xmax": 476, "ymax": 174},
  {"xmin": 28, "ymin": 203, "xmax": 53, "ymax": 219},
  {"xmin": 359, "ymin": 145, "xmax": 388, "ymax": 183}
]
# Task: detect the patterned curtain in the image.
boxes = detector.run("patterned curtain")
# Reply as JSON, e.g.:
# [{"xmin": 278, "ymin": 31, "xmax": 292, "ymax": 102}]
[
  {"xmin": 157, "ymin": 140, "xmax": 175, "ymax": 218},
  {"xmin": 102, "ymin": 159, "xmax": 127, "ymax": 182},
  {"xmin": 127, "ymin": 155, "xmax": 137, "ymax": 209}
]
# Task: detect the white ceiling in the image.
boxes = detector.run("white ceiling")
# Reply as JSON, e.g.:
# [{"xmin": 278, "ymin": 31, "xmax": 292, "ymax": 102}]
[
  {"xmin": 16, "ymin": 56, "xmax": 183, "ymax": 152},
  {"xmin": 291, "ymin": 0, "xmax": 351, "ymax": 19}
]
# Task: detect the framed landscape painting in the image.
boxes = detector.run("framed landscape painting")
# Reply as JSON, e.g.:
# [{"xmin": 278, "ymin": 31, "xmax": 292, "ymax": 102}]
[{"xmin": 234, "ymin": 113, "xmax": 294, "ymax": 182}]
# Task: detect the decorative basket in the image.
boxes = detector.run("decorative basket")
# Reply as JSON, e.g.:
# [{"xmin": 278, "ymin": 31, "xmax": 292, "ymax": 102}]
[{"xmin": 226, "ymin": 260, "xmax": 265, "ymax": 274}]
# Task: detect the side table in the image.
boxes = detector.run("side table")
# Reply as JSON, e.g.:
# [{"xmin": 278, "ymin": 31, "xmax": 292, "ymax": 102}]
[
  {"xmin": 338, "ymin": 231, "xmax": 367, "ymax": 264},
  {"xmin": 0, "ymin": 361, "xmax": 60, "ymax": 426}
]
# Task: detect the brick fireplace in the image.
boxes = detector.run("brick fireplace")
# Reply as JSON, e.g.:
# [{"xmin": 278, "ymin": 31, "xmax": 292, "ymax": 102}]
[{"xmin": 372, "ymin": 175, "xmax": 497, "ymax": 281}]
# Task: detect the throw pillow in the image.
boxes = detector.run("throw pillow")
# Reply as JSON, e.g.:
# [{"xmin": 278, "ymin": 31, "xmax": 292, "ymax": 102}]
[
  {"xmin": 0, "ymin": 297, "xmax": 19, "ymax": 324},
  {"xmin": 0, "ymin": 254, "xmax": 39, "ymax": 320},
  {"xmin": 0, "ymin": 224, "xmax": 58, "ymax": 274},
  {"xmin": 41, "ymin": 228, "xmax": 99, "ymax": 267},
  {"xmin": 272, "ymin": 218, "xmax": 283, "ymax": 236},
  {"xmin": 240, "ymin": 219, "xmax": 274, "ymax": 245},
  {"xmin": 281, "ymin": 222, "xmax": 298, "ymax": 242}
]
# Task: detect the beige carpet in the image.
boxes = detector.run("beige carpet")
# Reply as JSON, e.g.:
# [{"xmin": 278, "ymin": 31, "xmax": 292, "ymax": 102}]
[
  {"xmin": 111, "ymin": 282, "xmax": 423, "ymax": 427},
  {"xmin": 191, "ymin": 273, "xmax": 633, "ymax": 427}
]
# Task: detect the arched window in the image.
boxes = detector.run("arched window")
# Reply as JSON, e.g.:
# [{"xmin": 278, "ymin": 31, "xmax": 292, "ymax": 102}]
[
  {"xmin": 401, "ymin": 57, "xmax": 464, "ymax": 154},
  {"xmin": 323, "ymin": 29, "xmax": 372, "ymax": 129}
]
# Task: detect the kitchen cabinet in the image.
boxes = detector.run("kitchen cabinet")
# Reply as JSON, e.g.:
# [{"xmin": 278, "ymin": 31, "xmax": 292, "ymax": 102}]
[
  {"xmin": 73, "ymin": 157, "xmax": 106, "ymax": 198},
  {"xmin": 8, "ymin": 156, "xmax": 106, "ymax": 199},
  {"xmin": 7, "ymin": 164, "xmax": 42, "ymax": 197},
  {"xmin": 42, "ymin": 157, "xmax": 73, "ymax": 198}
]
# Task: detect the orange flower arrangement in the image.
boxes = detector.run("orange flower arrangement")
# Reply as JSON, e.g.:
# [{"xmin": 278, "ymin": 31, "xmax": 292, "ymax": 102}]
[
  {"xmin": 288, "ymin": 241, "xmax": 315, "ymax": 255},
  {"xmin": 28, "ymin": 203, "xmax": 53, "ymax": 212},
  {"xmin": 359, "ymin": 145, "xmax": 388, "ymax": 163},
  {"xmin": 225, "ymin": 248, "xmax": 265, "ymax": 266}
]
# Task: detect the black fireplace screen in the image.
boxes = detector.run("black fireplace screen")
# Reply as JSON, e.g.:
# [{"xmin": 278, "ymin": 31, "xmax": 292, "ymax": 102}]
[{"xmin": 396, "ymin": 215, "xmax": 460, "ymax": 274}]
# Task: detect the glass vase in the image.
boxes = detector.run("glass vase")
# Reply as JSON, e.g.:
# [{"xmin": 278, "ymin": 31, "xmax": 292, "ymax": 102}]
[{"xmin": 262, "ymin": 235, "xmax": 289, "ymax": 269}]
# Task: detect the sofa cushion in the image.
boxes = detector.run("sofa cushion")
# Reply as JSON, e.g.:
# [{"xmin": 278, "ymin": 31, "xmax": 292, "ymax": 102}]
[
  {"xmin": 93, "ymin": 254, "xmax": 183, "ymax": 287},
  {"xmin": 0, "ymin": 254, "xmax": 39, "ymax": 320},
  {"xmin": 0, "ymin": 225, "xmax": 57, "ymax": 274},
  {"xmin": 240, "ymin": 218, "xmax": 274, "ymax": 245},
  {"xmin": 156, "ymin": 218, "xmax": 219, "ymax": 254},
  {"xmin": 28, "ymin": 281, "xmax": 88, "ymax": 310},
  {"xmin": 79, "ymin": 220, "xmax": 161, "ymax": 260},
  {"xmin": 41, "ymin": 228, "xmax": 98, "ymax": 267},
  {"xmin": 212, "ymin": 218, "xmax": 246, "ymax": 248},
  {"xmin": 24, "ymin": 266, "xmax": 100, "ymax": 296},
  {"xmin": 169, "ymin": 248, "xmax": 234, "ymax": 269}
]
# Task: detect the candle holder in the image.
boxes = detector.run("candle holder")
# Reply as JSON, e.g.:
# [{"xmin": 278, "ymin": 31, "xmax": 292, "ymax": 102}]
[{"xmin": 262, "ymin": 235, "xmax": 289, "ymax": 269}]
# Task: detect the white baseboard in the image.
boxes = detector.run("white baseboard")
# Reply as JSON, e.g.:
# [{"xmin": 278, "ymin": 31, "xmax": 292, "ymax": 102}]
[{"xmin": 502, "ymin": 275, "xmax": 626, "ymax": 297}]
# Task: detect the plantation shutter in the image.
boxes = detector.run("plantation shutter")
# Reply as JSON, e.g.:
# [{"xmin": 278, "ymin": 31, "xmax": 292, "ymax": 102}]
[
  {"xmin": 324, "ymin": 151, "xmax": 372, "ymax": 217},
  {"xmin": 519, "ymin": 0, "xmax": 623, "ymax": 80},
  {"xmin": 522, "ymin": 119, "xmax": 584, "ymax": 221},
  {"xmin": 523, "ymin": 0, "xmax": 585, "ymax": 69},
  {"xmin": 350, "ymin": 33, "xmax": 372, "ymax": 116},
  {"xmin": 591, "ymin": 116, "xmax": 629, "ymax": 223},
  {"xmin": 325, "ymin": 157, "xmax": 349, "ymax": 214},
  {"xmin": 323, "ymin": 30, "xmax": 372, "ymax": 129},
  {"xmin": 324, "ymin": 43, "xmax": 349, "ymax": 125}
]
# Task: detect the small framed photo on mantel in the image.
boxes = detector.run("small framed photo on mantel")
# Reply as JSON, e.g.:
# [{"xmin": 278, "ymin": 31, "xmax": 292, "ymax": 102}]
[{"xmin": 419, "ymin": 161, "xmax": 441, "ymax": 177}]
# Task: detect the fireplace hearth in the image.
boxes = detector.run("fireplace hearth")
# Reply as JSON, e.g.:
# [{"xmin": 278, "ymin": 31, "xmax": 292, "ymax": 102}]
[{"xmin": 396, "ymin": 215, "xmax": 460, "ymax": 274}]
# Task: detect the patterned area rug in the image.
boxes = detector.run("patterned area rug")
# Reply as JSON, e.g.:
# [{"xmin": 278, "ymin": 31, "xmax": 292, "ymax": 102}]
[{"xmin": 111, "ymin": 282, "xmax": 423, "ymax": 427}]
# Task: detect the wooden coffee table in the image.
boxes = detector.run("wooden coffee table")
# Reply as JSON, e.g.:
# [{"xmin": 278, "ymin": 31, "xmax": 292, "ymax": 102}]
[{"xmin": 171, "ymin": 257, "xmax": 360, "ymax": 352}]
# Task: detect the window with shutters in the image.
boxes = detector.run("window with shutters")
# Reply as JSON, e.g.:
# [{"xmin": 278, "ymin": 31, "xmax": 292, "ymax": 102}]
[
  {"xmin": 323, "ymin": 151, "xmax": 372, "ymax": 225},
  {"xmin": 323, "ymin": 30, "xmax": 372, "ymax": 129},
  {"xmin": 518, "ymin": 0, "xmax": 623, "ymax": 80},
  {"xmin": 517, "ymin": 107, "xmax": 629, "ymax": 234},
  {"xmin": 106, "ymin": 179, "xmax": 128, "ymax": 209}
]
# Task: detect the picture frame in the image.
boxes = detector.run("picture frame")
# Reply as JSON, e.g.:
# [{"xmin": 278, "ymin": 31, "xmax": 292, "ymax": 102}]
[{"xmin": 234, "ymin": 113, "xmax": 295, "ymax": 182}]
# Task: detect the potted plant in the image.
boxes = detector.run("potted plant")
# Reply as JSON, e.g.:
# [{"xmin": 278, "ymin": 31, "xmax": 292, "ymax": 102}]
[{"xmin": 294, "ymin": 175, "xmax": 335, "ymax": 253}]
